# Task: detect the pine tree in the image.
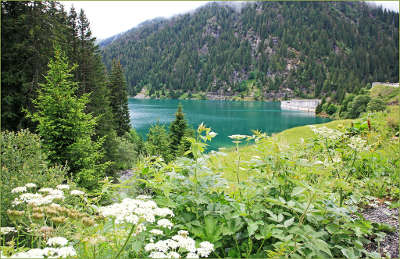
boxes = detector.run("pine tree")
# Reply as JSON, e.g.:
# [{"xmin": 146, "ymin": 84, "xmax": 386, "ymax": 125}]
[
  {"xmin": 109, "ymin": 59, "xmax": 131, "ymax": 136},
  {"xmin": 169, "ymin": 104, "xmax": 190, "ymax": 158},
  {"xmin": 28, "ymin": 46, "xmax": 109, "ymax": 190}
]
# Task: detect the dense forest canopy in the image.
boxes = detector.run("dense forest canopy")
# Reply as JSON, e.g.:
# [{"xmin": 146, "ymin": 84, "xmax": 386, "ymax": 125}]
[
  {"xmin": 101, "ymin": 1, "xmax": 399, "ymax": 101},
  {"xmin": 1, "ymin": 1, "xmax": 131, "ymax": 178}
]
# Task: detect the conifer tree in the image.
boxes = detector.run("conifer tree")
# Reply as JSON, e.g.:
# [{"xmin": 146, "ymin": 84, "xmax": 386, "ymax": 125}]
[
  {"xmin": 28, "ymin": 46, "xmax": 109, "ymax": 189},
  {"xmin": 169, "ymin": 104, "xmax": 189, "ymax": 158},
  {"xmin": 109, "ymin": 59, "xmax": 131, "ymax": 136}
]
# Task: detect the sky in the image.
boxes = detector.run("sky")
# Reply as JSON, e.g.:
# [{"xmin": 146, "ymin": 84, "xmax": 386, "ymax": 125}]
[{"xmin": 62, "ymin": 1, "xmax": 399, "ymax": 40}]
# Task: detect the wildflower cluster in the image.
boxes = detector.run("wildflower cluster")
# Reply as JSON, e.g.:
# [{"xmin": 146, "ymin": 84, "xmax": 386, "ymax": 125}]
[
  {"xmin": 2, "ymin": 242, "xmax": 76, "ymax": 258},
  {"xmin": 11, "ymin": 185, "xmax": 85, "ymax": 207},
  {"xmin": 309, "ymin": 125, "xmax": 343, "ymax": 140},
  {"xmin": 99, "ymin": 197, "xmax": 174, "ymax": 225},
  {"xmin": 0, "ymin": 227, "xmax": 16, "ymax": 235},
  {"xmin": 145, "ymin": 230, "xmax": 214, "ymax": 258},
  {"xmin": 348, "ymin": 135, "xmax": 369, "ymax": 152}
]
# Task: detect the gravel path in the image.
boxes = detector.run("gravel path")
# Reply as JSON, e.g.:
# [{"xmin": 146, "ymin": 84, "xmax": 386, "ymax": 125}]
[{"xmin": 362, "ymin": 200, "xmax": 399, "ymax": 258}]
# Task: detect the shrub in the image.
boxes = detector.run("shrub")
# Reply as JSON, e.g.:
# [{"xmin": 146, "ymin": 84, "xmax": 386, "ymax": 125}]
[
  {"xmin": 1, "ymin": 129, "xmax": 66, "ymax": 226},
  {"xmin": 367, "ymin": 97, "xmax": 386, "ymax": 112},
  {"xmin": 346, "ymin": 94, "xmax": 370, "ymax": 118}
]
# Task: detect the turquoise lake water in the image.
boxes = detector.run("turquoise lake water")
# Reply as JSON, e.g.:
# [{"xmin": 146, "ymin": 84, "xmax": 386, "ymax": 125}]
[{"xmin": 128, "ymin": 98, "xmax": 330, "ymax": 149}]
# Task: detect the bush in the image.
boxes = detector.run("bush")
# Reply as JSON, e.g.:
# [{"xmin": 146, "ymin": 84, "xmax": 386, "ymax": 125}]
[
  {"xmin": 347, "ymin": 94, "xmax": 370, "ymax": 118},
  {"xmin": 326, "ymin": 103, "xmax": 337, "ymax": 115},
  {"xmin": 146, "ymin": 124, "xmax": 172, "ymax": 162},
  {"xmin": 367, "ymin": 98, "xmax": 386, "ymax": 112},
  {"xmin": 1, "ymin": 129, "xmax": 66, "ymax": 226}
]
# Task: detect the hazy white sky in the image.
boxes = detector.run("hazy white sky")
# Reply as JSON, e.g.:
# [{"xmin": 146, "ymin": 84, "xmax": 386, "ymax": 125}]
[{"xmin": 61, "ymin": 1, "xmax": 399, "ymax": 40}]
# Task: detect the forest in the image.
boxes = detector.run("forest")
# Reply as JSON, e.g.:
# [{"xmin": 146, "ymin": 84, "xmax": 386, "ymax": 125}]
[
  {"xmin": 1, "ymin": 1, "xmax": 399, "ymax": 258},
  {"xmin": 101, "ymin": 1, "xmax": 398, "ymax": 104}
]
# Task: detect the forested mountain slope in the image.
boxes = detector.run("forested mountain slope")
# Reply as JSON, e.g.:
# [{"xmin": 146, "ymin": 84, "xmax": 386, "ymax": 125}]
[{"xmin": 101, "ymin": 2, "xmax": 398, "ymax": 101}]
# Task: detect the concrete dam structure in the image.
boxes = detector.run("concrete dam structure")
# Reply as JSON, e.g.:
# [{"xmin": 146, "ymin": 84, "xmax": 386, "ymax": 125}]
[{"xmin": 281, "ymin": 99, "xmax": 321, "ymax": 113}]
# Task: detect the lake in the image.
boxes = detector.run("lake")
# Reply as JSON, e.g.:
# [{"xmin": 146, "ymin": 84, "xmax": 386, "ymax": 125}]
[{"xmin": 128, "ymin": 98, "xmax": 330, "ymax": 149}]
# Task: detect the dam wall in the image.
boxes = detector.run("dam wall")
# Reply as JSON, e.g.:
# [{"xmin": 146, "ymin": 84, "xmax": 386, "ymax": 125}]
[
  {"xmin": 371, "ymin": 82, "xmax": 399, "ymax": 88},
  {"xmin": 281, "ymin": 99, "xmax": 321, "ymax": 113}
]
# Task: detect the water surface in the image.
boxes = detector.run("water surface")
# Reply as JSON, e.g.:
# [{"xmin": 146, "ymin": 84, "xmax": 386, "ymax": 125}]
[{"xmin": 129, "ymin": 99, "xmax": 330, "ymax": 149}]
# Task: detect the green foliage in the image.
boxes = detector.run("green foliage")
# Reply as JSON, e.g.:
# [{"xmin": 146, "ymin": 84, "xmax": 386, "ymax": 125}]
[
  {"xmin": 346, "ymin": 94, "xmax": 371, "ymax": 119},
  {"xmin": 107, "ymin": 129, "xmax": 146, "ymax": 172},
  {"xmin": 146, "ymin": 124, "xmax": 172, "ymax": 163},
  {"xmin": 367, "ymin": 97, "xmax": 386, "ymax": 112},
  {"xmin": 123, "ymin": 117, "xmax": 398, "ymax": 258},
  {"xmin": 1, "ymin": 129, "xmax": 66, "ymax": 226},
  {"xmin": 27, "ymin": 46, "xmax": 109, "ymax": 190},
  {"xmin": 109, "ymin": 59, "xmax": 131, "ymax": 137}
]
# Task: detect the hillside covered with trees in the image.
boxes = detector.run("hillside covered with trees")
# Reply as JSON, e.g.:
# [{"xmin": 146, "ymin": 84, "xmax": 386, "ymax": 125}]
[{"xmin": 101, "ymin": 2, "xmax": 398, "ymax": 102}]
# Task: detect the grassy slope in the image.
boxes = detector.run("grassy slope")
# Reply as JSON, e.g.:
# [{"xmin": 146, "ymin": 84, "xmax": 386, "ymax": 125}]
[
  {"xmin": 211, "ymin": 85, "xmax": 400, "ymax": 184},
  {"xmin": 208, "ymin": 119, "xmax": 353, "ymax": 184}
]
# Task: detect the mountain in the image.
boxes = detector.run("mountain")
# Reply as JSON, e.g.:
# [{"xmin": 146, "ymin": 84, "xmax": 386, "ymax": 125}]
[{"xmin": 100, "ymin": 1, "xmax": 399, "ymax": 102}]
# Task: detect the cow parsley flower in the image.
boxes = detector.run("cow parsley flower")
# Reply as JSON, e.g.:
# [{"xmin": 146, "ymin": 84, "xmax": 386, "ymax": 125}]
[
  {"xmin": 11, "ymin": 186, "xmax": 27, "ymax": 193},
  {"xmin": 70, "ymin": 190, "xmax": 85, "ymax": 196},
  {"xmin": 25, "ymin": 183, "xmax": 37, "ymax": 188},
  {"xmin": 157, "ymin": 219, "xmax": 173, "ymax": 229},
  {"xmin": 56, "ymin": 184, "xmax": 70, "ymax": 190},
  {"xmin": 150, "ymin": 252, "xmax": 167, "ymax": 258},
  {"xmin": 39, "ymin": 188, "xmax": 55, "ymax": 193},
  {"xmin": 150, "ymin": 229, "xmax": 164, "ymax": 235},
  {"xmin": 197, "ymin": 241, "xmax": 214, "ymax": 257},
  {"xmin": 186, "ymin": 252, "xmax": 199, "ymax": 258},
  {"xmin": 228, "ymin": 134, "xmax": 248, "ymax": 140},
  {"xmin": 0, "ymin": 227, "xmax": 17, "ymax": 235},
  {"xmin": 47, "ymin": 236, "xmax": 68, "ymax": 247},
  {"xmin": 154, "ymin": 207, "xmax": 174, "ymax": 217},
  {"xmin": 167, "ymin": 251, "xmax": 181, "ymax": 258},
  {"xmin": 55, "ymin": 246, "xmax": 77, "ymax": 258}
]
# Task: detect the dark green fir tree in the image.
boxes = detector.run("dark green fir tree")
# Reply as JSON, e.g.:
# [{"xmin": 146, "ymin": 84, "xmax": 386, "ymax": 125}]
[
  {"xmin": 27, "ymin": 46, "xmax": 109, "ymax": 190},
  {"xmin": 109, "ymin": 59, "xmax": 131, "ymax": 136}
]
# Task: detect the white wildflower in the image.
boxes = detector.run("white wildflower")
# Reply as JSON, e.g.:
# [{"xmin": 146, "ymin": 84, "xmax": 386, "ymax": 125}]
[
  {"xmin": 154, "ymin": 207, "xmax": 174, "ymax": 217},
  {"xmin": 165, "ymin": 239, "xmax": 179, "ymax": 249},
  {"xmin": 150, "ymin": 229, "xmax": 164, "ymax": 235},
  {"xmin": 186, "ymin": 252, "xmax": 199, "ymax": 258},
  {"xmin": 70, "ymin": 189, "xmax": 85, "ymax": 196},
  {"xmin": 56, "ymin": 184, "xmax": 70, "ymax": 190},
  {"xmin": 172, "ymin": 235, "xmax": 196, "ymax": 252},
  {"xmin": 25, "ymin": 183, "xmax": 37, "ymax": 188},
  {"xmin": 39, "ymin": 188, "xmax": 55, "ymax": 193},
  {"xmin": 55, "ymin": 246, "xmax": 77, "ymax": 258},
  {"xmin": 310, "ymin": 126, "xmax": 343, "ymax": 140},
  {"xmin": 0, "ymin": 227, "xmax": 16, "ymax": 235},
  {"xmin": 208, "ymin": 132, "xmax": 217, "ymax": 138},
  {"xmin": 125, "ymin": 214, "xmax": 139, "ymax": 225},
  {"xmin": 42, "ymin": 247, "xmax": 58, "ymax": 257},
  {"xmin": 348, "ymin": 136, "xmax": 369, "ymax": 152},
  {"xmin": 167, "ymin": 251, "xmax": 181, "ymax": 258},
  {"xmin": 154, "ymin": 240, "xmax": 169, "ymax": 253},
  {"xmin": 157, "ymin": 219, "xmax": 173, "ymax": 229},
  {"xmin": 145, "ymin": 242, "xmax": 157, "ymax": 252},
  {"xmin": 47, "ymin": 236, "xmax": 68, "ymax": 247},
  {"xmin": 197, "ymin": 241, "xmax": 214, "ymax": 257},
  {"xmin": 13, "ymin": 248, "xmax": 44, "ymax": 258},
  {"xmin": 48, "ymin": 189, "xmax": 64, "ymax": 196},
  {"xmin": 228, "ymin": 134, "xmax": 248, "ymax": 140},
  {"xmin": 11, "ymin": 186, "xmax": 27, "ymax": 193},
  {"xmin": 150, "ymin": 252, "xmax": 167, "ymax": 258}
]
